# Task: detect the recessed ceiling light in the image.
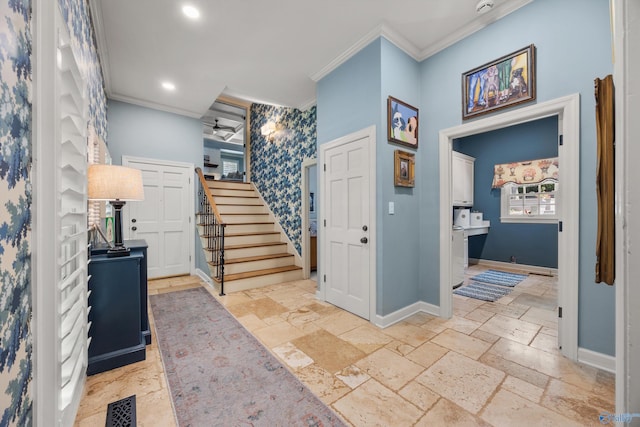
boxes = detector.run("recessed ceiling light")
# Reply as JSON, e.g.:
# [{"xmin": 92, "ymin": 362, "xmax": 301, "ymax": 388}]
[
  {"xmin": 182, "ymin": 5, "xmax": 200, "ymax": 19},
  {"xmin": 161, "ymin": 81, "xmax": 176, "ymax": 91}
]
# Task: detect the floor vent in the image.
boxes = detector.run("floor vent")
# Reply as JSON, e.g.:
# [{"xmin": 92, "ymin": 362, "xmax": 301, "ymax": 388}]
[{"xmin": 105, "ymin": 395, "xmax": 137, "ymax": 427}]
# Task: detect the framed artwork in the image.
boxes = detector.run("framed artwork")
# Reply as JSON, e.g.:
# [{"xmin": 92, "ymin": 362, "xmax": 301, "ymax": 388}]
[
  {"xmin": 387, "ymin": 96, "xmax": 419, "ymax": 149},
  {"xmin": 394, "ymin": 150, "xmax": 415, "ymax": 187},
  {"xmin": 462, "ymin": 44, "xmax": 536, "ymax": 120}
]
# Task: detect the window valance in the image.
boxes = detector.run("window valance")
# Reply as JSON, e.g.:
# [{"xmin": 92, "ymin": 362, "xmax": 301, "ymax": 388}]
[{"xmin": 492, "ymin": 157, "xmax": 559, "ymax": 188}]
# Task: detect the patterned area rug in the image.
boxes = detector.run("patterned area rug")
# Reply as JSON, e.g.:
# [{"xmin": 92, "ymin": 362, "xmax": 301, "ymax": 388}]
[
  {"xmin": 453, "ymin": 281, "xmax": 513, "ymax": 302},
  {"xmin": 150, "ymin": 287, "xmax": 346, "ymax": 427},
  {"xmin": 470, "ymin": 269, "xmax": 528, "ymax": 287}
]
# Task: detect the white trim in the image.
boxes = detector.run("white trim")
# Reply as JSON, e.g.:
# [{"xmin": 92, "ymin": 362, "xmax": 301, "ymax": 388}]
[
  {"xmin": 121, "ymin": 156, "xmax": 196, "ymax": 276},
  {"xmin": 297, "ymin": 98, "xmax": 317, "ymax": 112},
  {"xmin": 578, "ymin": 348, "xmax": 616, "ymax": 374},
  {"xmin": 300, "ymin": 158, "xmax": 317, "ymax": 279},
  {"xmin": 373, "ymin": 301, "xmax": 440, "ymax": 329},
  {"xmin": 439, "ymin": 94, "xmax": 580, "ymax": 361},
  {"xmin": 318, "ymin": 125, "xmax": 377, "ymax": 321},
  {"xmin": 469, "ymin": 258, "xmax": 557, "ymax": 277},
  {"xmin": 500, "ymin": 217, "xmax": 559, "ymax": 224},
  {"xmin": 108, "ymin": 93, "xmax": 204, "ymax": 119},
  {"xmin": 195, "ymin": 268, "xmax": 214, "ymax": 287}
]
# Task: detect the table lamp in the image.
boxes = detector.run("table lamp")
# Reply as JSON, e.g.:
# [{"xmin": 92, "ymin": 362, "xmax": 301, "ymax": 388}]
[{"xmin": 88, "ymin": 164, "xmax": 144, "ymax": 257}]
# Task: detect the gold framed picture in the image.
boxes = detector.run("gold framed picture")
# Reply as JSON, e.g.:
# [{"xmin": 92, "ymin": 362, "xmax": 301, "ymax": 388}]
[{"xmin": 394, "ymin": 150, "xmax": 415, "ymax": 187}]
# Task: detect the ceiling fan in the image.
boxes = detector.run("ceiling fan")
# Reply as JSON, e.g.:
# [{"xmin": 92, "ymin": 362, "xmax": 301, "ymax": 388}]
[{"xmin": 207, "ymin": 119, "xmax": 237, "ymax": 133}]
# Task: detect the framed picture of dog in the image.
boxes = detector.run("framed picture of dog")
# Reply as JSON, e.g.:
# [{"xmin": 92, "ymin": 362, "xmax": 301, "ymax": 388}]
[
  {"xmin": 387, "ymin": 96, "xmax": 419, "ymax": 149},
  {"xmin": 462, "ymin": 44, "xmax": 536, "ymax": 120},
  {"xmin": 394, "ymin": 150, "xmax": 415, "ymax": 187}
]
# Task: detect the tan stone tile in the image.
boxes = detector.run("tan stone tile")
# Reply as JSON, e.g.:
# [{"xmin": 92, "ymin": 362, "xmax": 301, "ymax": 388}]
[
  {"xmin": 251, "ymin": 321, "xmax": 305, "ymax": 348},
  {"xmin": 335, "ymin": 365, "xmax": 371, "ymax": 389},
  {"xmin": 292, "ymin": 329, "xmax": 365, "ymax": 374},
  {"xmin": 314, "ymin": 309, "xmax": 368, "ymax": 336},
  {"xmin": 477, "ymin": 302, "xmax": 529, "ymax": 318},
  {"xmin": 422, "ymin": 316, "xmax": 449, "ymax": 334},
  {"xmin": 540, "ymin": 326, "xmax": 558, "ymax": 337},
  {"xmin": 481, "ymin": 389, "xmax": 583, "ymax": 427},
  {"xmin": 404, "ymin": 311, "xmax": 437, "ymax": 326},
  {"xmin": 338, "ymin": 324, "xmax": 394, "ymax": 354},
  {"xmin": 215, "ymin": 291, "xmax": 253, "ymax": 307},
  {"xmin": 399, "ymin": 381, "xmax": 440, "ymax": 411},
  {"xmin": 440, "ymin": 315, "xmax": 483, "ymax": 335},
  {"xmin": 416, "ymin": 351, "xmax": 504, "ymax": 414},
  {"xmin": 306, "ymin": 301, "xmax": 341, "ymax": 316},
  {"xmin": 470, "ymin": 329, "xmax": 501, "ymax": 344},
  {"xmin": 225, "ymin": 297, "xmax": 289, "ymax": 320},
  {"xmin": 272, "ymin": 342, "xmax": 314, "ymax": 370},
  {"xmin": 479, "ymin": 313, "xmax": 541, "ymax": 345},
  {"xmin": 405, "ymin": 341, "xmax": 449, "ymax": 368},
  {"xmin": 235, "ymin": 313, "xmax": 267, "ymax": 332},
  {"xmin": 332, "ymin": 379, "xmax": 423, "ymax": 426},
  {"xmin": 279, "ymin": 305, "xmax": 322, "ymax": 327},
  {"xmin": 431, "ymin": 329, "xmax": 491, "ymax": 360},
  {"xmin": 464, "ymin": 307, "xmax": 495, "ymax": 323},
  {"xmin": 520, "ymin": 306, "xmax": 558, "ymax": 329},
  {"xmin": 541, "ymin": 378, "xmax": 615, "ymax": 425},
  {"xmin": 136, "ymin": 389, "xmax": 178, "ymax": 427},
  {"xmin": 384, "ymin": 339, "xmax": 415, "ymax": 356},
  {"xmin": 415, "ymin": 398, "xmax": 492, "ymax": 427},
  {"xmin": 595, "ymin": 370, "xmax": 616, "ymax": 403},
  {"xmin": 479, "ymin": 351, "xmax": 550, "ymax": 389},
  {"xmin": 295, "ymin": 364, "xmax": 351, "ymax": 404},
  {"xmin": 355, "ymin": 348, "xmax": 425, "ymax": 391},
  {"xmin": 381, "ymin": 321, "xmax": 436, "ymax": 347},
  {"xmin": 530, "ymin": 330, "xmax": 560, "ymax": 354},
  {"xmin": 501, "ymin": 375, "xmax": 544, "ymax": 403}
]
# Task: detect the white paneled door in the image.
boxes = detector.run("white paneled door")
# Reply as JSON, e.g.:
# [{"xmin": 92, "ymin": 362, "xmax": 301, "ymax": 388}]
[
  {"xmin": 322, "ymin": 130, "xmax": 373, "ymax": 320},
  {"xmin": 123, "ymin": 157, "xmax": 193, "ymax": 278}
]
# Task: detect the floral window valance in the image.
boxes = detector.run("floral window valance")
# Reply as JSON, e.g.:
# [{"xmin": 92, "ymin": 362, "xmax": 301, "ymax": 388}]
[{"xmin": 492, "ymin": 157, "xmax": 559, "ymax": 188}]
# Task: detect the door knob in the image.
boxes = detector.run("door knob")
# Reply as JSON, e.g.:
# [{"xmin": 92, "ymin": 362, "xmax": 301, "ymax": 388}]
[
  {"xmin": 362, "ymin": 225, "xmax": 368, "ymax": 231},
  {"xmin": 131, "ymin": 226, "xmax": 137, "ymax": 231},
  {"xmin": 360, "ymin": 237, "xmax": 368, "ymax": 244},
  {"xmin": 132, "ymin": 218, "xmax": 137, "ymax": 223}
]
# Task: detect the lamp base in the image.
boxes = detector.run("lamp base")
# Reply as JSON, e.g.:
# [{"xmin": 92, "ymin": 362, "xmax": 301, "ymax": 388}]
[{"xmin": 107, "ymin": 245, "xmax": 130, "ymax": 258}]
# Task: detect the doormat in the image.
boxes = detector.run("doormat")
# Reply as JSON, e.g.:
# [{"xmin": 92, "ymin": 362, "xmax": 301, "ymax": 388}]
[
  {"xmin": 105, "ymin": 394, "xmax": 136, "ymax": 427},
  {"xmin": 150, "ymin": 287, "xmax": 346, "ymax": 426},
  {"xmin": 453, "ymin": 281, "xmax": 513, "ymax": 302},
  {"xmin": 470, "ymin": 269, "xmax": 528, "ymax": 287}
]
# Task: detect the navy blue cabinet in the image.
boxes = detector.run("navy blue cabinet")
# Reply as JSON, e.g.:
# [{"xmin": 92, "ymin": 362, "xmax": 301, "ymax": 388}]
[{"xmin": 87, "ymin": 248, "xmax": 146, "ymax": 375}]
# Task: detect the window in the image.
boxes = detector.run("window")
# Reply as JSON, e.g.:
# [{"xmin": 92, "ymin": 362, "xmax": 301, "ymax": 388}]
[
  {"xmin": 501, "ymin": 181, "xmax": 558, "ymax": 223},
  {"xmin": 222, "ymin": 159, "xmax": 239, "ymax": 176}
]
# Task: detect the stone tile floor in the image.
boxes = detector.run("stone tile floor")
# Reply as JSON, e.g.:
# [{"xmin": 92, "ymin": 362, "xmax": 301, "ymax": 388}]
[{"xmin": 74, "ymin": 266, "xmax": 614, "ymax": 426}]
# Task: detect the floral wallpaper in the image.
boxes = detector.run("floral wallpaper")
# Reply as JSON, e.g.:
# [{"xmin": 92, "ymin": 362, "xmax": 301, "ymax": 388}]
[
  {"xmin": 0, "ymin": 0, "xmax": 33, "ymax": 425},
  {"xmin": 250, "ymin": 105, "xmax": 317, "ymax": 254}
]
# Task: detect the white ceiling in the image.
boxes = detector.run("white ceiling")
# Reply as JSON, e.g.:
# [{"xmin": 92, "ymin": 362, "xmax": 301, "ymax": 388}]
[{"xmin": 90, "ymin": 0, "xmax": 532, "ymax": 118}]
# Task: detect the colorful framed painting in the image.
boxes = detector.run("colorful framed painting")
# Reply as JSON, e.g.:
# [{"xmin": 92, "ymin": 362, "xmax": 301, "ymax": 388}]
[
  {"xmin": 462, "ymin": 44, "xmax": 536, "ymax": 120},
  {"xmin": 394, "ymin": 150, "xmax": 415, "ymax": 187},
  {"xmin": 387, "ymin": 96, "xmax": 419, "ymax": 149}
]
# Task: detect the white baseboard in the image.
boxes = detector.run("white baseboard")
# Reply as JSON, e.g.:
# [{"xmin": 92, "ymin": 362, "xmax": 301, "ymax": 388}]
[
  {"xmin": 374, "ymin": 301, "xmax": 440, "ymax": 328},
  {"xmin": 577, "ymin": 347, "xmax": 615, "ymax": 373},
  {"xmin": 195, "ymin": 268, "xmax": 214, "ymax": 287},
  {"xmin": 469, "ymin": 258, "xmax": 558, "ymax": 277}
]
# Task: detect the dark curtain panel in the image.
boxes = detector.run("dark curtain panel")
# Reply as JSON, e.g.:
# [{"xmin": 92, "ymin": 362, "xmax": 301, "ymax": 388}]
[{"xmin": 595, "ymin": 75, "xmax": 615, "ymax": 285}]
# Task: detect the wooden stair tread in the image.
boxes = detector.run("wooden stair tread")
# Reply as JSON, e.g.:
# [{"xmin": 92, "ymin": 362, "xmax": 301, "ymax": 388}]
[
  {"xmin": 225, "ymin": 231, "xmax": 280, "ymax": 237},
  {"xmin": 218, "ymin": 265, "xmax": 302, "ymax": 282},
  {"xmin": 211, "ymin": 194, "xmax": 258, "ymax": 198},
  {"xmin": 215, "ymin": 253, "xmax": 293, "ymax": 265},
  {"xmin": 224, "ymin": 241, "xmax": 287, "ymax": 250},
  {"xmin": 221, "ymin": 213, "xmax": 269, "ymax": 216}
]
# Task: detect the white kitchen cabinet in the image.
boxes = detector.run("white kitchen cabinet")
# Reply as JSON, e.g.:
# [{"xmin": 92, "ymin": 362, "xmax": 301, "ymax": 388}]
[{"xmin": 452, "ymin": 151, "xmax": 475, "ymax": 206}]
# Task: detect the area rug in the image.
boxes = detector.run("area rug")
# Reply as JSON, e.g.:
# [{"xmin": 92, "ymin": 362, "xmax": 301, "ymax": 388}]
[
  {"xmin": 453, "ymin": 281, "xmax": 513, "ymax": 302},
  {"xmin": 470, "ymin": 269, "xmax": 528, "ymax": 287},
  {"xmin": 150, "ymin": 287, "xmax": 346, "ymax": 427}
]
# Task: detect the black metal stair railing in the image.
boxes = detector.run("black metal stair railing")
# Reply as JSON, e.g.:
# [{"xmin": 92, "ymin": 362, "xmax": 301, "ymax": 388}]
[{"xmin": 195, "ymin": 167, "xmax": 226, "ymax": 295}]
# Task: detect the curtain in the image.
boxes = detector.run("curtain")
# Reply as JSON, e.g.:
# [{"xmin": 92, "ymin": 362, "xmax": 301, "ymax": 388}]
[
  {"xmin": 595, "ymin": 75, "xmax": 615, "ymax": 285},
  {"xmin": 491, "ymin": 157, "xmax": 559, "ymax": 188}
]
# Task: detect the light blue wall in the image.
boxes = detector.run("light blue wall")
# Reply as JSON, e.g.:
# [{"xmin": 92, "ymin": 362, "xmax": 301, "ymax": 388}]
[
  {"xmin": 455, "ymin": 116, "xmax": 559, "ymax": 268},
  {"xmin": 419, "ymin": 0, "xmax": 614, "ymax": 354}
]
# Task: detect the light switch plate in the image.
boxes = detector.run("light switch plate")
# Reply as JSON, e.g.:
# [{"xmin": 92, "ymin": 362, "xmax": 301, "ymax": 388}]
[{"xmin": 389, "ymin": 202, "xmax": 395, "ymax": 215}]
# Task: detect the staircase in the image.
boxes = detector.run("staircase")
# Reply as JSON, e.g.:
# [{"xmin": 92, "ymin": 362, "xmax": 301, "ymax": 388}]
[{"xmin": 197, "ymin": 177, "xmax": 303, "ymax": 293}]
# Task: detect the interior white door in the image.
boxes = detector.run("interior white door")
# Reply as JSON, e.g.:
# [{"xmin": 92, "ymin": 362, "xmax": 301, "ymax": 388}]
[
  {"xmin": 123, "ymin": 158, "xmax": 192, "ymax": 278},
  {"xmin": 323, "ymin": 134, "xmax": 371, "ymax": 319}
]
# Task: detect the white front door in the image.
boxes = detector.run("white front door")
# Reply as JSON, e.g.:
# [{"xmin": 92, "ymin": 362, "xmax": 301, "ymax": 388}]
[
  {"xmin": 123, "ymin": 157, "xmax": 193, "ymax": 279},
  {"xmin": 322, "ymin": 128, "xmax": 374, "ymax": 320}
]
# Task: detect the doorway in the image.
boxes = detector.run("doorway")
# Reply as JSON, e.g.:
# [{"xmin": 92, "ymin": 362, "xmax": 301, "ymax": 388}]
[
  {"xmin": 439, "ymin": 94, "xmax": 580, "ymax": 360},
  {"xmin": 301, "ymin": 159, "xmax": 318, "ymax": 281}
]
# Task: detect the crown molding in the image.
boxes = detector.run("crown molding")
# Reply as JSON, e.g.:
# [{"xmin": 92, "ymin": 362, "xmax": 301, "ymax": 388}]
[
  {"xmin": 297, "ymin": 97, "xmax": 317, "ymax": 111},
  {"xmin": 108, "ymin": 93, "xmax": 203, "ymax": 118},
  {"xmin": 88, "ymin": 0, "xmax": 112, "ymax": 96}
]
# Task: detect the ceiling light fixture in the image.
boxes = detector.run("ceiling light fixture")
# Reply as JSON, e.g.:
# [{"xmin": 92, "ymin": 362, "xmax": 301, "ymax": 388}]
[
  {"xmin": 476, "ymin": 0, "xmax": 494, "ymax": 14},
  {"xmin": 182, "ymin": 5, "xmax": 200, "ymax": 19},
  {"xmin": 161, "ymin": 81, "xmax": 176, "ymax": 91}
]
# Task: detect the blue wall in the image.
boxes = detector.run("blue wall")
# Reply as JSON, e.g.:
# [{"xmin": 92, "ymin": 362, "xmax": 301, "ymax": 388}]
[
  {"xmin": 455, "ymin": 116, "xmax": 558, "ymax": 268},
  {"xmin": 418, "ymin": 0, "xmax": 614, "ymax": 355}
]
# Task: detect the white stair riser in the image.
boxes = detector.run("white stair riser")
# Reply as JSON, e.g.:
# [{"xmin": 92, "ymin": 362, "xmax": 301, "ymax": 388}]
[
  {"xmin": 225, "ymin": 223, "xmax": 275, "ymax": 234},
  {"xmin": 211, "ymin": 188, "xmax": 257, "ymax": 197},
  {"xmin": 214, "ymin": 196, "xmax": 261, "ymax": 205},
  {"xmin": 224, "ymin": 233, "xmax": 281, "ymax": 246},
  {"xmin": 224, "ymin": 256, "xmax": 295, "ymax": 275},
  {"xmin": 222, "ymin": 269, "xmax": 304, "ymax": 293},
  {"xmin": 221, "ymin": 214, "xmax": 271, "ymax": 224},
  {"xmin": 217, "ymin": 204, "xmax": 266, "ymax": 214},
  {"xmin": 208, "ymin": 181, "xmax": 252, "ymax": 191},
  {"xmin": 225, "ymin": 244, "xmax": 288, "ymax": 259}
]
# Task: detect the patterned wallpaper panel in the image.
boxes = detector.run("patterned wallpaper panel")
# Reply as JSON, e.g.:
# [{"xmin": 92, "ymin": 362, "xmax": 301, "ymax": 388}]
[
  {"xmin": 250, "ymin": 105, "xmax": 317, "ymax": 254},
  {"xmin": 0, "ymin": 1, "xmax": 32, "ymax": 425}
]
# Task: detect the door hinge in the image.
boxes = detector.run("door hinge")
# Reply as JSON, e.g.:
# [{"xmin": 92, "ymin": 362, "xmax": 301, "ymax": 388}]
[
  {"xmin": 558, "ymin": 221, "xmax": 563, "ymax": 232},
  {"xmin": 324, "ymin": 219, "xmax": 326, "ymax": 227},
  {"xmin": 189, "ymin": 216, "xmax": 191, "ymax": 223},
  {"xmin": 323, "ymin": 274, "xmax": 326, "ymax": 283},
  {"xmin": 189, "ymin": 255, "xmax": 191, "ymax": 261},
  {"xmin": 189, "ymin": 177, "xmax": 191, "ymax": 184},
  {"xmin": 558, "ymin": 306, "xmax": 563, "ymax": 318},
  {"xmin": 323, "ymin": 163, "xmax": 326, "ymax": 172},
  {"xmin": 559, "ymin": 135, "xmax": 564, "ymax": 146}
]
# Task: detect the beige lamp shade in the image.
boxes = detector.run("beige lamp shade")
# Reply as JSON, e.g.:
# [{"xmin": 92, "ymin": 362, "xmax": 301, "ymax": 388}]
[{"xmin": 87, "ymin": 164, "xmax": 144, "ymax": 201}]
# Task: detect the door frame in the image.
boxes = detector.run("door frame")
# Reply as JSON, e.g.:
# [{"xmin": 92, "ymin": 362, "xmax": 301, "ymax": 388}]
[
  {"xmin": 318, "ymin": 125, "xmax": 377, "ymax": 321},
  {"xmin": 122, "ymin": 155, "xmax": 196, "ymax": 276},
  {"xmin": 300, "ymin": 158, "xmax": 317, "ymax": 279},
  {"xmin": 438, "ymin": 94, "xmax": 580, "ymax": 361}
]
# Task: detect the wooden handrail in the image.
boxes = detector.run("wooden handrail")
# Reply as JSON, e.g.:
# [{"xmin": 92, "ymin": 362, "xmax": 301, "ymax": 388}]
[{"xmin": 195, "ymin": 167, "xmax": 225, "ymax": 225}]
